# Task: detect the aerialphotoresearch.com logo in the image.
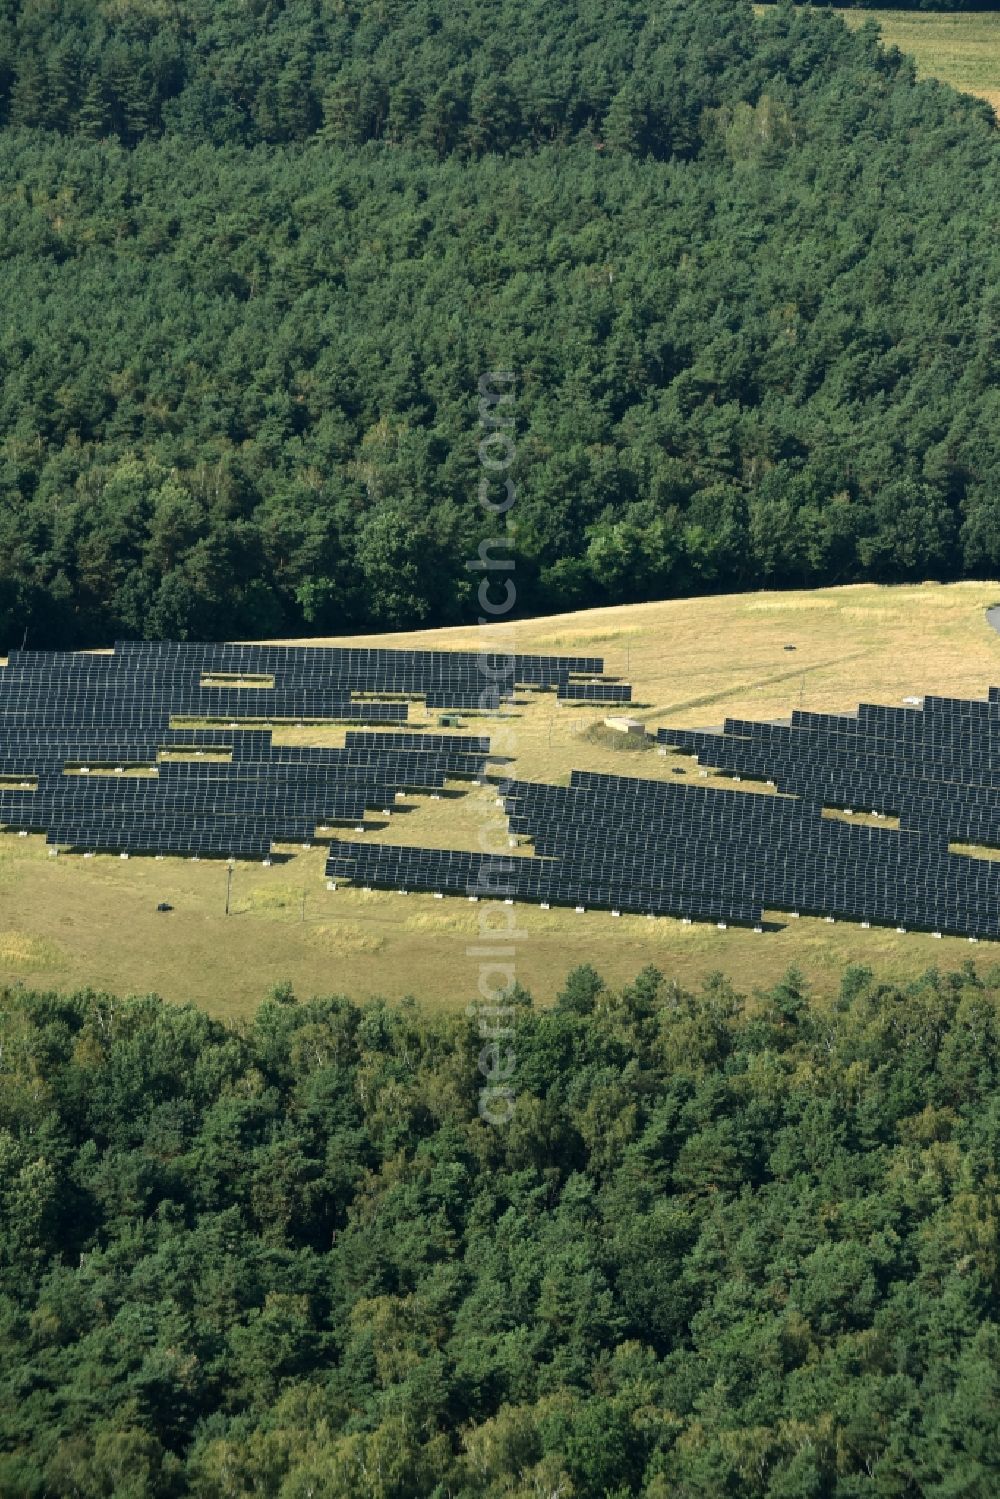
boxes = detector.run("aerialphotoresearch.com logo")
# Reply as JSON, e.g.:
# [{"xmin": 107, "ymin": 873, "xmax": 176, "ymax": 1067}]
[{"xmin": 466, "ymin": 370, "xmax": 521, "ymax": 1127}]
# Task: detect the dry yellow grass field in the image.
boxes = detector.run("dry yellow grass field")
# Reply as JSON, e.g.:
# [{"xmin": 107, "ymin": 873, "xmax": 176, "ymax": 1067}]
[{"xmin": 0, "ymin": 580, "xmax": 999, "ymax": 1017}]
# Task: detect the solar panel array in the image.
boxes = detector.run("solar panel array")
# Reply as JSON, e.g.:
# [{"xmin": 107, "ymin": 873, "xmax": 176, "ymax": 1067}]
[
  {"xmin": 657, "ymin": 694, "xmax": 1000, "ymax": 849},
  {"xmin": 0, "ymin": 650, "xmax": 408, "ymax": 727},
  {"xmin": 8, "ymin": 640, "xmax": 994, "ymax": 938},
  {"xmin": 647, "ymin": 691, "xmax": 1000, "ymax": 938},
  {"xmin": 327, "ymin": 689, "xmax": 1000, "ymax": 942},
  {"xmin": 0, "ymin": 642, "xmax": 625, "ymax": 859},
  {"xmin": 557, "ymin": 681, "xmax": 632, "ymax": 703},
  {"xmin": 0, "ymin": 725, "xmax": 490, "ymax": 858}
]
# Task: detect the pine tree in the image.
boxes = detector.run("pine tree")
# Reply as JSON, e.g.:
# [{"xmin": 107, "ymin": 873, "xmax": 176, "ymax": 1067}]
[
  {"xmin": 45, "ymin": 47, "xmax": 79, "ymax": 131},
  {"xmin": 76, "ymin": 75, "xmax": 107, "ymax": 140},
  {"xmin": 603, "ymin": 85, "xmax": 646, "ymax": 155},
  {"xmin": 7, "ymin": 54, "xmax": 47, "ymax": 129},
  {"xmin": 275, "ymin": 56, "xmax": 321, "ymax": 142},
  {"xmin": 120, "ymin": 69, "xmax": 153, "ymax": 143}
]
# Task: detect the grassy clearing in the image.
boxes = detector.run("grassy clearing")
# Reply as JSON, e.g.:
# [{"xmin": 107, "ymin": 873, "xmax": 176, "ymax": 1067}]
[
  {"xmin": 0, "ymin": 930, "xmax": 66, "ymax": 970},
  {"xmin": 756, "ymin": 7, "xmax": 1000, "ymax": 113},
  {"xmin": 952, "ymin": 841, "xmax": 1000, "ymax": 863},
  {"xmin": 0, "ymin": 581, "xmax": 998, "ymax": 1015}
]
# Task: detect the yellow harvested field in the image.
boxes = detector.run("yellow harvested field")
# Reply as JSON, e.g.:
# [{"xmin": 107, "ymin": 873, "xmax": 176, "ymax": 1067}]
[{"xmin": 0, "ymin": 580, "xmax": 999, "ymax": 1016}]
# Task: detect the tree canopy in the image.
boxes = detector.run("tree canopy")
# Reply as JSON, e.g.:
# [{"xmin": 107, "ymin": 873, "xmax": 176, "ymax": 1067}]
[
  {"xmin": 0, "ymin": 0, "xmax": 998, "ymax": 645},
  {"xmin": 3, "ymin": 962, "xmax": 1000, "ymax": 1493}
]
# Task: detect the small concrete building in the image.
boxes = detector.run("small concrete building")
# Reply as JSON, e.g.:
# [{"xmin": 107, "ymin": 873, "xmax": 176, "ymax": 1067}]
[{"xmin": 604, "ymin": 715, "xmax": 647, "ymax": 737}]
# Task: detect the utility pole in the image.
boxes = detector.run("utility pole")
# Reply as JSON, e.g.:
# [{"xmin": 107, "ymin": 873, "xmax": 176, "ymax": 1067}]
[
  {"xmin": 225, "ymin": 861, "xmax": 233, "ymax": 915},
  {"xmin": 300, "ymin": 888, "xmax": 306, "ymax": 923}
]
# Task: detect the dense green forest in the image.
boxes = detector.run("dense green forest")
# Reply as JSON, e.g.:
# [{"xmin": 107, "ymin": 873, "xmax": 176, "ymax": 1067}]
[
  {"xmin": 2, "ymin": 964, "xmax": 1000, "ymax": 1494},
  {"xmin": 0, "ymin": 0, "xmax": 999, "ymax": 645}
]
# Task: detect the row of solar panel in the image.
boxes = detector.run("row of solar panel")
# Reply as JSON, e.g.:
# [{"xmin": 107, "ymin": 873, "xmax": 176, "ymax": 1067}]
[
  {"xmin": 720, "ymin": 734, "xmax": 1000, "ymax": 777},
  {"xmin": 0, "ymin": 726, "xmax": 485, "ymax": 756},
  {"xmin": 0, "ymin": 735, "xmax": 487, "ymax": 770},
  {"xmin": 1, "ymin": 787, "xmax": 386, "ymax": 819},
  {"xmin": 0, "ymin": 681, "xmax": 384, "ymax": 705},
  {"xmin": 666, "ymin": 720, "xmax": 1000, "ymax": 761},
  {"xmin": 669, "ymin": 742, "xmax": 1000, "ymax": 810},
  {"xmin": 0, "ymin": 671, "xmax": 516, "ymax": 699},
  {"xmin": 723, "ymin": 715, "xmax": 1000, "ymax": 760},
  {"xmin": 794, "ymin": 701, "xmax": 1000, "ymax": 736},
  {"xmin": 325, "ymin": 842, "xmax": 761, "ymax": 923},
  {"xmin": 3, "ymin": 771, "xmax": 421, "ymax": 798},
  {"xmin": 556, "ymin": 682, "xmax": 632, "ymax": 702},
  {"xmin": 344, "ymin": 730, "xmax": 491, "ymax": 754},
  {"xmin": 104, "ymin": 641, "xmax": 607, "ymax": 677},
  {"xmin": 47, "ymin": 828, "xmax": 275, "ymax": 858},
  {"xmin": 0, "ymin": 704, "xmax": 410, "ymax": 724},
  {"xmin": 58, "ymin": 660, "xmax": 563, "ymax": 695},
  {"xmin": 1, "ymin": 655, "xmax": 522, "ymax": 683}
]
